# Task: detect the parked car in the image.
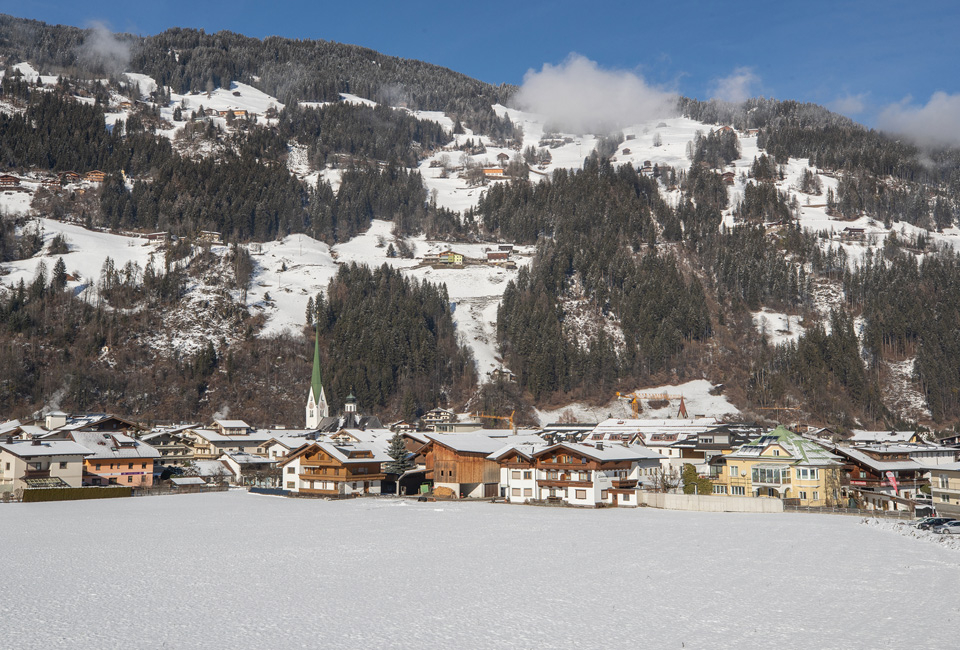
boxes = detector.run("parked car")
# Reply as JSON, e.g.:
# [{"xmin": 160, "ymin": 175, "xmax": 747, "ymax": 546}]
[
  {"xmin": 917, "ymin": 517, "xmax": 956, "ymax": 530},
  {"xmin": 932, "ymin": 521, "xmax": 960, "ymax": 535}
]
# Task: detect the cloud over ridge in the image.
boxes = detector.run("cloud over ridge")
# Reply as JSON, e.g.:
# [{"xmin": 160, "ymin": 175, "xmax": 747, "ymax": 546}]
[{"xmin": 511, "ymin": 54, "xmax": 677, "ymax": 134}]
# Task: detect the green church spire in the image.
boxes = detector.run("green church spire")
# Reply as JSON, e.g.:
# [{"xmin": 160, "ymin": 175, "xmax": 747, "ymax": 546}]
[{"xmin": 311, "ymin": 327, "xmax": 323, "ymax": 402}]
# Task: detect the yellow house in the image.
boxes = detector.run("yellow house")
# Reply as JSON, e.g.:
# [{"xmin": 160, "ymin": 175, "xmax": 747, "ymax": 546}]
[
  {"xmin": 932, "ymin": 462, "xmax": 960, "ymax": 519},
  {"xmin": 438, "ymin": 251, "xmax": 464, "ymax": 265},
  {"xmin": 710, "ymin": 426, "xmax": 842, "ymax": 506}
]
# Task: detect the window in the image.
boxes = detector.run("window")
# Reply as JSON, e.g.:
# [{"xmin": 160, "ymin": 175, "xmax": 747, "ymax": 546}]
[
  {"xmin": 601, "ymin": 490, "xmax": 608, "ymax": 499},
  {"xmin": 942, "ymin": 494, "xmax": 951, "ymax": 503},
  {"xmin": 813, "ymin": 491, "xmax": 819, "ymax": 501},
  {"xmin": 59, "ymin": 462, "xmax": 68, "ymax": 469},
  {"xmin": 860, "ymin": 471, "xmax": 867, "ymax": 478},
  {"xmin": 95, "ymin": 464, "xmax": 101, "ymax": 471},
  {"xmin": 798, "ymin": 491, "xmax": 807, "ymax": 500},
  {"xmin": 772, "ymin": 449, "xmax": 780, "ymax": 456},
  {"xmin": 287, "ymin": 467, "xmax": 295, "ymax": 474},
  {"xmin": 732, "ymin": 486, "xmax": 745, "ymax": 496},
  {"xmin": 512, "ymin": 488, "xmax": 521, "ymax": 496},
  {"xmin": 523, "ymin": 471, "xmax": 532, "ymax": 480},
  {"xmin": 622, "ymin": 494, "xmax": 631, "ymax": 501},
  {"xmin": 575, "ymin": 489, "xmax": 587, "ymax": 500},
  {"xmin": 729, "ymin": 466, "xmax": 738, "ymax": 477},
  {"xmin": 523, "ymin": 488, "xmax": 532, "ymax": 497},
  {"xmin": 128, "ymin": 463, "xmax": 134, "ymax": 469},
  {"xmin": 713, "ymin": 485, "xmax": 727, "ymax": 494},
  {"xmin": 940, "ymin": 475, "xmax": 949, "ymax": 489},
  {"xmin": 141, "ymin": 464, "xmax": 146, "ymax": 469},
  {"xmin": 127, "ymin": 476, "xmax": 133, "ymax": 483},
  {"xmin": 286, "ymin": 481, "xmax": 294, "ymax": 489},
  {"xmin": 511, "ymin": 471, "xmax": 521, "ymax": 479}
]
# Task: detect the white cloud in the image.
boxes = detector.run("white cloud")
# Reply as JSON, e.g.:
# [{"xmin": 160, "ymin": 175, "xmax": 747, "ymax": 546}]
[
  {"xmin": 511, "ymin": 54, "xmax": 677, "ymax": 135},
  {"xmin": 709, "ymin": 67, "xmax": 759, "ymax": 104},
  {"xmin": 878, "ymin": 92, "xmax": 960, "ymax": 148},
  {"xmin": 830, "ymin": 93, "xmax": 867, "ymax": 115}
]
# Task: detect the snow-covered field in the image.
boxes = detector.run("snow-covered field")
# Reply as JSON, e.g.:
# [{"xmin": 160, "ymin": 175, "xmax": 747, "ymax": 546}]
[{"xmin": 2, "ymin": 491, "xmax": 958, "ymax": 649}]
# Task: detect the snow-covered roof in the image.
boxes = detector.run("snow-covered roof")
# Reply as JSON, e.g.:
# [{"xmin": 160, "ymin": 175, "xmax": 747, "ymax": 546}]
[
  {"xmin": 171, "ymin": 476, "xmax": 207, "ymax": 486},
  {"xmin": 70, "ymin": 431, "xmax": 161, "ymax": 459},
  {"xmin": 833, "ymin": 446, "xmax": 925, "ymax": 473},
  {"xmin": 544, "ymin": 442, "xmax": 662, "ymax": 462},
  {"xmin": 487, "ymin": 442, "xmax": 550, "ymax": 461},
  {"xmin": 426, "ymin": 432, "xmax": 544, "ymax": 454},
  {"xmin": 188, "ymin": 429, "xmax": 274, "ymax": 444},
  {"xmin": 213, "ymin": 419, "xmax": 251, "ymax": 429},
  {"xmin": 727, "ymin": 426, "xmax": 842, "ymax": 466},
  {"xmin": 221, "ymin": 451, "xmax": 274, "ymax": 465},
  {"xmin": 0, "ymin": 439, "xmax": 92, "ymax": 458},
  {"xmin": 849, "ymin": 430, "xmax": 916, "ymax": 444}
]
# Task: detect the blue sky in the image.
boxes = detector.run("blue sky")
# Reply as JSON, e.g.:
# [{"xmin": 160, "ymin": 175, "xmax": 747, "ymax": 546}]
[{"xmin": 7, "ymin": 1, "xmax": 960, "ymax": 130}]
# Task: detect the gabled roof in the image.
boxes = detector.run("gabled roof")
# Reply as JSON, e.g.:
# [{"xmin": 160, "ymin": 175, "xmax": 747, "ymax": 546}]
[
  {"xmin": 0, "ymin": 439, "xmax": 92, "ymax": 458},
  {"xmin": 487, "ymin": 442, "xmax": 549, "ymax": 462},
  {"xmin": 70, "ymin": 431, "xmax": 161, "ymax": 459},
  {"xmin": 278, "ymin": 441, "xmax": 390, "ymax": 467},
  {"xmin": 534, "ymin": 442, "xmax": 661, "ymax": 463},
  {"xmin": 425, "ymin": 432, "xmax": 544, "ymax": 454},
  {"xmin": 727, "ymin": 426, "xmax": 842, "ymax": 466},
  {"xmin": 849, "ymin": 430, "xmax": 917, "ymax": 444},
  {"xmin": 213, "ymin": 419, "xmax": 251, "ymax": 429}
]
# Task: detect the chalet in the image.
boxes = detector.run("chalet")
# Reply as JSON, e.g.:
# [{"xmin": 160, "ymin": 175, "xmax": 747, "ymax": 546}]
[
  {"xmin": 219, "ymin": 451, "xmax": 278, "ymax": 487},
  {"xmin": 492, "ymin": 441, "xmax": 662, "ymax": 507},
  {"xmin": 59, "ymin": 171, "xmax": 81, "ymax": 184},
  {"xmin": 721, "ymin": 171, "xmax": 736, "ymax": 185},
  {"xmin": 496, "ymin": 152, "xmax": 510, "ymax": 166},
  {"xmin": 437, "ymin": 251, "xmax": 464, "ymax": 266},
  {"xmin": 482, "ymin": 167, "xmax": 505, "ymax": 178},
  {"xmin": 43, "ymin": 413, "xmax": 143, "ymax": 437},
  {"xmin": 0, "ymin": 437, "xmax": 92, "ymax": 492},
  {"xmin": 279, "ymin": 441, "xmax": 389, "ymax": 496},
  {"xmin": 84, "ymin": 170, "xmax": 106, "ymax": 183},
  {"xmin": 829, "ymin": 444, "xmax": 936, "ymax": 511},
  {"xmin": 422, "ymin": 407, "xmax": 456, "ymax": 431},
  {"xmin": 422, "ymin": 432, "xmax": 545, "ymax": 498},
  {"xmin": 625, "ymin": 134, "xmax": 636, "ymax": 141},
  {"xmin": 41, "ymin": 178, "xmax": 61, "ymax": 190},
  {"xmin": 145, "ymin": 232, "xmax": 170, "ymax": 242},
  {"xmin": 181, "ymin": 426, "xmax": 274, "ymax": 460},
  {"xmin": 68, "ymin": 430, "xmax": 159, "ymax": 487},
  {"xmin": 715, "ymin": 126, "xmax": 734, "ymax": 134},
  {"xmin": 841, "ymin": 227, "xmax": 866, "ymax": 241},
  {"xmin": 487, "ymin": 250, "xmax": 510, "ymax": 262},
  {"xmin": 489, "ymin": 368, "xmax": 516, "ymax": 383},
  {"xmin": 197, "ymin": 230, "xmax": 223, "ymax": 244},
  {"xmin": 118, "ymin": 101, "xmax": 133, "ymax": 110},
  {"xmin": 709, "ymin": 426, "xmax": 843, "ymax": 506},
  {"xmin": 0, "ymin": 174, "xmax": 20, "ymax": 187},
  {"xmin": 261, "ymin": 434, "xmax": 315, "ymax": 460},
  {"xmin": 498, "ymin": 244, "xmax": 514, "ymax": 252},
  {"xmin": 622, "ymin": 148, "xmax": 631, "ymax": 155},
  {"xmin": 932, "ymin": 462, "xmax": 960, "ymax": 518},
  {"xmin": 142, "ymin": 425, "xmax": 197, "ymax": 472}
]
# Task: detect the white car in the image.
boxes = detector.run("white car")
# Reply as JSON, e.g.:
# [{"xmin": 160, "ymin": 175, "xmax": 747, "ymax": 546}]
[{"xmin": 932, "ymin": 520, "xmax": 960, "ymax": 535}]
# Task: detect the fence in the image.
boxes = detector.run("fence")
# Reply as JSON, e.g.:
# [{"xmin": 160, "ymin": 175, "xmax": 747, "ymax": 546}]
[
  {"xmin": 784, "ymin": 505, "xmax": 915, "ymax": 519},
  {"xmin": 131, "ymin": 485, "xmax": 229, "ymax": 497},
  {"xmin": 638, "ymin": 492, "xmax": 785, "ymax": 513},
  {"xmin": 21, "ymin": 486, "xmax": 131, "ymax": 503},
  {"xmin": 248, "ymin": 487, "xmax": 288, "ymax": 497}
]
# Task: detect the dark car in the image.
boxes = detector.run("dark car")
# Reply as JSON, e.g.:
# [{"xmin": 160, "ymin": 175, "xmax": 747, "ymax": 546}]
[
  {"xmin": 932, "ymin": 521, "xmax": 960, "ymax": 535},
  {"xmin": 917, "ymin": 517, "xmax": 956, "ymax": 530}
]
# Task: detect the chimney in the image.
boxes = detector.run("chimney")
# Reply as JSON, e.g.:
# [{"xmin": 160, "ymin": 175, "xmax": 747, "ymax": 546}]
[
  {"xmin": 32, "ymin": 438, "xmax": 42, "ymax": 446},
  {"xmin": 596, "ymin": 441, "xmax": 604, "ymax": 451}
]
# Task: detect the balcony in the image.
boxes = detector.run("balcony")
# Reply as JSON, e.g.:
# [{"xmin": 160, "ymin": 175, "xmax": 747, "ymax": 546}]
[
  {"xmin": 538, "ymin": 479, "xmax": 593, "ymax": 488},
  {"xmin": 611, "ymin": 478, "xmax": 638, "ymax": 489},
  {"xmin": 22, "ymin": 468, "xmax": 51, "ymax": 479}
]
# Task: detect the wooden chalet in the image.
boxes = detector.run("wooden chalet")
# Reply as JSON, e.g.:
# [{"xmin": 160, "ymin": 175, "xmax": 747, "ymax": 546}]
[
  {"xmin": 487, "ymin": 250, "xmax": 510, "ymax": 262},
  {"xmin": 84, "ymin": 170, "xmax": 106, "ymax": 183},
  {"xmin": 59, "ymin": 171, "xmax": 81, "ymax": 184},
  {"xmin": 422, "ymin": 432, "xmax": 545, "ymax": 498},
  {"xmin": 0, "ymin": 174, "xmax": 20, "ymax": 187},
  {"xmin": 279, "ymin": 441, "xmax": 389, "ymax": 496}
]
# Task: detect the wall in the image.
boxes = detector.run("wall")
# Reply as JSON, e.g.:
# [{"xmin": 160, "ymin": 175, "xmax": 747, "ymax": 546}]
[{"xmin": 638, "ymin": 492, "xmax": 785, "ymax": 513}]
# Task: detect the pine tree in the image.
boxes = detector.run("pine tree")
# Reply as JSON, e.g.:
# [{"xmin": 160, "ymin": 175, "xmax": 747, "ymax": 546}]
[{"xmin": 384, "ymin": 432, "xmax": 413, "ymax": 475}]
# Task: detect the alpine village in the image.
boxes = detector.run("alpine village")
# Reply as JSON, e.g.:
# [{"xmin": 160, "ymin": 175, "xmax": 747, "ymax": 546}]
[{"xmin": 1, "ymin": 14, "xmax": 960, "ymax": 525}]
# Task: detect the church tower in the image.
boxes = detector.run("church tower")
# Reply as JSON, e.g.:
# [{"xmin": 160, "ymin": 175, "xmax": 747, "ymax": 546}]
[{"xmin": 306, "ymin": 329, "xmax": 328, "ymax": 428}]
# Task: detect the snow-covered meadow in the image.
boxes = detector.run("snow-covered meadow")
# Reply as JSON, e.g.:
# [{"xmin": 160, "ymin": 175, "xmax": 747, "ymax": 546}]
[{"xmin": 3, "ymin": 491, "xmax": 958, "ymax": 649}]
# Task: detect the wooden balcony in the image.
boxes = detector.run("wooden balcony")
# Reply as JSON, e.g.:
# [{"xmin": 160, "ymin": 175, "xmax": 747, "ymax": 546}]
[
  {"xmin": 611, "ymin": 478, "xmax": 638, "ymax": 489},
  {"xmin": 23, "ymin": 468, "xmax": 51, "ymax": 479},
  {"xmin": 538, "ymin": 479, "xmax": 593, "ymax": 488}
]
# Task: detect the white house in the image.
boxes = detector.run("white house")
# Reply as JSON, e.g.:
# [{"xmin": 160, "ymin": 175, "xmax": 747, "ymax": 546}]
[{"xmin": 0, "ymin": 438, "xmax": 92, "ymax": 492}]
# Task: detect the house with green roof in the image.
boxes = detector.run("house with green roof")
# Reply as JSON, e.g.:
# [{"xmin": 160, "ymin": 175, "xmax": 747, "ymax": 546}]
[{"xmin": 709, "ymin": 426, "xmax": 843, "ymax": 506}]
